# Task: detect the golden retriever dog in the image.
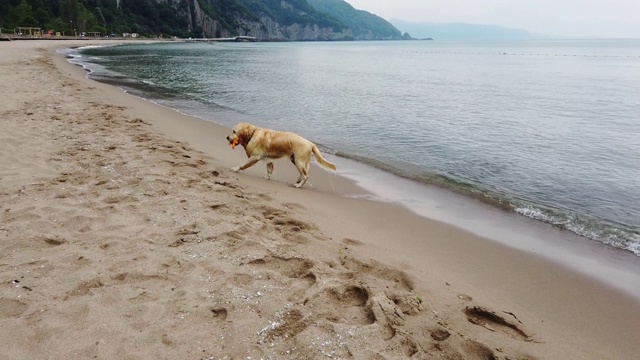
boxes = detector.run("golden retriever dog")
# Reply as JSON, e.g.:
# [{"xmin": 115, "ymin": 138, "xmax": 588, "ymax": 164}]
[{"xmin": 226, "ymin": 122, "xmax": 336, "ymax": 188}]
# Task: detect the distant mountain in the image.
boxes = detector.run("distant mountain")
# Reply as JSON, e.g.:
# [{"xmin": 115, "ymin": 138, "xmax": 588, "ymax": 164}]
[
  {"xmin": 198, "ymin": 0, "xmax": 407, "ymax": 40},
  {"xmin": 390, "ymin": 19, "xmax": 532, "ymax": 41},
  {"xmin": 307, "ymin": 0, "xmax": 408, "ymax": 40}
]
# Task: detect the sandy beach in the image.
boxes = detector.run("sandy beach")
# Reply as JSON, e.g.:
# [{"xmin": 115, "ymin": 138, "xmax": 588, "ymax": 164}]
[{"xmin": 1, "ymin": 40, "xmax": 639, "ymax": 359}]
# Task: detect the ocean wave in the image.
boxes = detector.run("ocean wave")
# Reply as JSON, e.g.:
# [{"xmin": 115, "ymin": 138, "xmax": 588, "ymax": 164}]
[
  {"xmin": 515, "ymin": 205, "xmax": 640, "ymax": 256},
  {"xmin": 336, "ymin": 151, "xmax": 640, "ymax": 256}
]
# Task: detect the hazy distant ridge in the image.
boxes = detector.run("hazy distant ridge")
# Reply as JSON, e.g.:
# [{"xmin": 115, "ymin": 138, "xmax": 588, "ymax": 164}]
[{"xmin": 390, "ymin": 19, "xmax": 532, "ymax": 41}]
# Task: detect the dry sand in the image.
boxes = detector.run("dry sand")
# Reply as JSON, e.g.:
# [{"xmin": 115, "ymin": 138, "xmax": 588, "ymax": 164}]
[{"xmin": 1, "ymin": 40, "xmax": 639, "ymax": 360}]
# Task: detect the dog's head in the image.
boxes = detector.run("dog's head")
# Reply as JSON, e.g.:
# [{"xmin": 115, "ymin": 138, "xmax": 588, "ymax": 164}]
[{"xmin": 226, "ymin": 122, "xmax": 256, "ymax": 148}]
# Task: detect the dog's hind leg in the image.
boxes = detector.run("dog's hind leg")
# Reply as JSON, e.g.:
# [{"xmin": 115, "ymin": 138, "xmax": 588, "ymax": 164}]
[
  {"xmin": 289, "ymin": 155, "xmax": 303, "ymax": 184},
  {"xmin": 292, "ymin": 154, "xmax": 311, "ymax": 188},
  {"xmin": 266, "ymin": 162, "xmax": 274, "ymax": 180},
  {"xmin": 293, "ymin": 172, "xmax": 308, "ymax": 188}
]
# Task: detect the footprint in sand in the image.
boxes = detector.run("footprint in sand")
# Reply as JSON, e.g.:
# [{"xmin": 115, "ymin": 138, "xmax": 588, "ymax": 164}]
[
  {"xmin": 65, "ymin": 278, "xmax": 104, "ymax": 298},
  {"xmin": 262, "ymin": 206, "xmax": 310, "ymax": 227},
  {"xmin": 229, "ymin": 273, "xmax": 254, "ymax": 287},
  {"xmin": 40, "ymin": 236, "xmax": 67, "ymax": 246},
  {"xmin": 169, "ymin": 225, "xmax": 201, "ymax": 247},
  {"xmin": 111, "ymin": 272, "xmax": 167, "ymax": 284},
  {"xmin": 303, "ymin": 284, "xmax": 375, "ymax": 326},
  {"xmin": 281, "ymin": 202, "xmax": 306, "ymax": 211},
  {"xmin": 429, "ymin": 328, "xmax": 451, "ymax": 341},
  {"xmin": 260, "ymin": 206, "xmax": 319, "ymax": 243},
  {"xmin": 338, "ymin": 256, "xmax": 415, "ymax": 291},
  {"xmin": 0, "ymin": 298, "xmax": 28, "ymax": 318},
  {"xmin": 464, "ymin": 306, "xmax": 530, "ymax": 341},
  {"xmin": 258, "ymin": 308, "xmax": 309, "ymax": 344},
  {"xmin": 210, "ymin": 307, "xmax": 228, "ymax": 321},
  {"xmin": 343, "ymin": 237, "xmax": 363, "ymax": 245},
  {"xmin": 247, "ymin": 255, "xmax": 315, "ymax": 280},
  {"xmin": 128, "ymin": 291, "xmax": 159, "ymax": 304}
]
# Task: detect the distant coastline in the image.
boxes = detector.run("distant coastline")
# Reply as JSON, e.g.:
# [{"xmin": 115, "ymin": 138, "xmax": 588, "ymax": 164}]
[{"xmin": 390, "ymin": 19, "xmax": 533, "ymax": 41}]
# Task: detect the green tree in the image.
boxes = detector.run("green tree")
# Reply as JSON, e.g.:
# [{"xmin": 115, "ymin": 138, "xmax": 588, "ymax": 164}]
[
  {"xmin": 59, "ymin": 0, "xmax": 80, "ymax": 33},
  {"xmin": 45, "ymin": 17, "xmax": 66, "ymax": 33},
  {"xmin": 8, "ymin": 0, "xmax": 35, "ymax": 28}
]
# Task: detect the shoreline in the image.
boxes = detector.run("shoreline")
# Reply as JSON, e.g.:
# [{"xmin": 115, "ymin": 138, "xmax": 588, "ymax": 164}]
[{"xmin": 1, "ymin": 40, "xmax": 639, "ymax": 359}]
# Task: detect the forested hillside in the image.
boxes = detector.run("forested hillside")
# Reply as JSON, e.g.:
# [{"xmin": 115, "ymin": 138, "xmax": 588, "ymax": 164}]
[
  {"xmin": 307, "ymin": 0, "xmax": 409, "ymax": 39},
  {"xmin": 0, "ymin": 0, "xmax": 408, "ymax": 40},
  {"xmin": 0, "ymin": 0, "xmax": 194, "ymax": 37}
]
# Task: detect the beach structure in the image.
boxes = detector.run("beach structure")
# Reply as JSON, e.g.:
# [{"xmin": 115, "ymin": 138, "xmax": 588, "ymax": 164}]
[{"xmin": 15, "ymin": 27, "xmax": 41, "ymax": 37}]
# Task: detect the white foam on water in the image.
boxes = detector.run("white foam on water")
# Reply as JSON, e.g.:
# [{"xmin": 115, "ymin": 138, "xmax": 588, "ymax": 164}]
[{"xmin": 515, "ymin": 204, "xmax": 640, "ymax": 256}]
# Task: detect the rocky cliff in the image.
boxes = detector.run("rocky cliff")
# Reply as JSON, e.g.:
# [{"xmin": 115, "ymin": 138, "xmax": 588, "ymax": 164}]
[{"xmin": 189, "ymin": 0, "xmax": 398, "ymax": 40}]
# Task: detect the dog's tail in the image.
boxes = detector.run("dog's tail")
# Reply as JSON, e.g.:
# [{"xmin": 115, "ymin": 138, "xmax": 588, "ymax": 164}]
[{"xmin": 312, "ymin": 145, "xmax": 337, "ymax": 172}]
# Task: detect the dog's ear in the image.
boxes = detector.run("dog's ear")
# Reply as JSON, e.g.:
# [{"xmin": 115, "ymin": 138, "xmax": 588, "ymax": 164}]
[{"xmin": 239, "ymin": 124, "xmax": 255, "ymax": 146}]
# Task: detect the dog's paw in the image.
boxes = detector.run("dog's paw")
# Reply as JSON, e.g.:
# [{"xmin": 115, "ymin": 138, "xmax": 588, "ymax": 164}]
[{"xmin": 230, "ymin": 166, "xmax": 241, "ymax": 173}]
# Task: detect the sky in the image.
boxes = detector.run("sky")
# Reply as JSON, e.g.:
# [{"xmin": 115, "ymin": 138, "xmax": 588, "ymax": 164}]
[{"xmin": 345, "ymin": 0, "xmax": 640, "ymax": 38}]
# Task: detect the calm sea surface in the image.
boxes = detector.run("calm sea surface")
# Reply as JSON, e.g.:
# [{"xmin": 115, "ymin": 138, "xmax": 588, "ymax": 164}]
[{"xmin": 69, "ymin": 40, "xmax": 640, "ymax": 256}]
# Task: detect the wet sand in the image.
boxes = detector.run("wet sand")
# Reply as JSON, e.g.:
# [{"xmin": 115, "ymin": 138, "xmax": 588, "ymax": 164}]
[{"xmin": 1, "ymin": 40, "xmax": 639, "ymax": 359}]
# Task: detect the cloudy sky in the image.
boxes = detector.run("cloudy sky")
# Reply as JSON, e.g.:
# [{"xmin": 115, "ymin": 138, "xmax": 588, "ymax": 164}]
[{"xmin": 345, "ymin": 0, "xmax": 640, "ymax": 38}]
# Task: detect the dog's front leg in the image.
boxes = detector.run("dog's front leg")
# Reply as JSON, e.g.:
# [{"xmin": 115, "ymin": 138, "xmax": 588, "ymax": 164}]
[{"xmin": 231, "ymin": 155, "xmax": 261, "ymax": 173}]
